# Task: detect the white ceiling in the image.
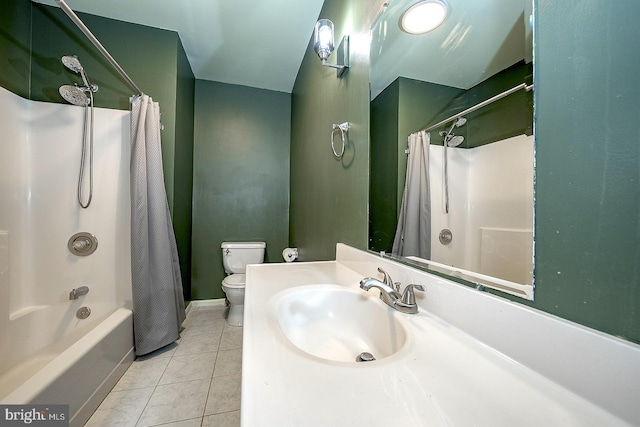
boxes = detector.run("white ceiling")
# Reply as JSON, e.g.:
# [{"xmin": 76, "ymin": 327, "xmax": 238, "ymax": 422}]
[
  {"xmin": 371, "ymin": 0, "xmax": 528, "ymax": 99},
  {"xmin": 35, "ymin": 0, "xmax": 326, "ymax": 93}
]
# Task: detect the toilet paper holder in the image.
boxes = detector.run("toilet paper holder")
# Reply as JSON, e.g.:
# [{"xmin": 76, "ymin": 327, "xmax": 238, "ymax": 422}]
[{"xmin": 282, "ymin": 247, "xmax": 298, "ymax": 262}]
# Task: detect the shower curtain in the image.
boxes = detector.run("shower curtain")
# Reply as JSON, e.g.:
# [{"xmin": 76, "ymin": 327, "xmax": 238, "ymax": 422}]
[
  {"xmin": 130, "ymin": 95, "xmax": 185, "ymax": 356},
  {"xmin": 392, "ymin": 130, "xmax": 431, "ymax": 258}
]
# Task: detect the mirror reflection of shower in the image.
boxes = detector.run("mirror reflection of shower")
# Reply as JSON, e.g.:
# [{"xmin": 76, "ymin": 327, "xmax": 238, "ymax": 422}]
[
  {"xmin": 58, "ymin": 55, "xmax": 99, "ymax": 208},
  {"xmin": 439, "ymin": 117, "xmax": 466, "ymax": 213}
]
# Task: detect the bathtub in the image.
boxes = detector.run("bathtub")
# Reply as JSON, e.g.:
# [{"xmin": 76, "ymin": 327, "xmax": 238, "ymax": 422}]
[
  {"xmin": 0, "ymin": 308, "xmax": 134, "ymax": 426},
  {"xmin": 0, "ymin": 87, "xmax": 134, "ymax": 425}
]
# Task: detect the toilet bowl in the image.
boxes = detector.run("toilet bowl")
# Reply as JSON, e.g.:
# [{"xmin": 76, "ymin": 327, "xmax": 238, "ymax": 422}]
[
  {"xmin": 221, "ymin": 274, "xmax": 247, "ymax": 326},
  {"xmin": 221, "ymin": 242, "xmax": 266, "ymax": 326}
]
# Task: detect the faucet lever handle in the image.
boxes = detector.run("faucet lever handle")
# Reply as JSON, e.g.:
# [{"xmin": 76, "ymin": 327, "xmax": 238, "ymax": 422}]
[
  {"xmin": 377, "ymin": 267, "xmax": 394, "ymax": 286},
  {"xmin": 400, "ymin": 284, "xmax": 426, "ymax": 305}
]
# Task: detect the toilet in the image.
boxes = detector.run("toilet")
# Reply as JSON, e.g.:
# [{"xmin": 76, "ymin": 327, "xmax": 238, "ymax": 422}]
[{"xmin": 221, "ymin": 241, "xmax": 266, "ymax": 326}]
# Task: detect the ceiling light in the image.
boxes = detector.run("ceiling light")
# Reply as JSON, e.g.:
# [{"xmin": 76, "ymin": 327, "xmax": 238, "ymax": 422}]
[{"xmin": 401, "ymin": 0, "xmax": 448, "ymax": 34}]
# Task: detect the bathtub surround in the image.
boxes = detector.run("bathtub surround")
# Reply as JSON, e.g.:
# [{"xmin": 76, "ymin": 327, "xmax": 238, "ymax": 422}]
[
  {"xmin": 130, "ymin": 95, "xmax": 186, "ymax": 356},
  {"xmin": 0, "ymin": 85, "xmax": 134, "ymax": 425}
]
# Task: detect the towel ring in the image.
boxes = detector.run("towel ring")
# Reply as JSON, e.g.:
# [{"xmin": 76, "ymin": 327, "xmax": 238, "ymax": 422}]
[{"xmin": 331, "ymin": 122, "xmax": 350, "ymax": 159}]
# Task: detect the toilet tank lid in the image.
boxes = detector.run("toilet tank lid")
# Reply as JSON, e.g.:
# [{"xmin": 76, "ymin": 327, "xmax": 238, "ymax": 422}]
[{"xmin": 221, "ymin": 241, "xmax": 266, "ymax": 249}]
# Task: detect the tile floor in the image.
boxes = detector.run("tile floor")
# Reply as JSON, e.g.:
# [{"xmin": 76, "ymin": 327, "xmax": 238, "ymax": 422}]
[{"xmin": 85, "ymin": 304, "xmax": 242, "ymax": 427}]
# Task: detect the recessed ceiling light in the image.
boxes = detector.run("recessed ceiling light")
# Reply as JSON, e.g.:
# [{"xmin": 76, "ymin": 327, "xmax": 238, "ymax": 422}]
[{"xmin": 400, "ymin": 0, "xmax": 448, "ymax": 34}]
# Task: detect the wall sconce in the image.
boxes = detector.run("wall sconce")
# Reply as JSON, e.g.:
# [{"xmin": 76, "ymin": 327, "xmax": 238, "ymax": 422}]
[{"xmin": 313, "ymin": 19, "xmax": 349, "ymax": 78}]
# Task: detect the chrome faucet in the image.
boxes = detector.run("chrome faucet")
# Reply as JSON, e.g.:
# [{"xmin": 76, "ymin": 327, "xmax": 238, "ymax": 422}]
[
  {"xmin": 360, "ymin": 268, "xmax": 425, "ymax": 314},
  {"xmin": 69, "ymin": 285, "xmax": 89, "ymax": 300}
]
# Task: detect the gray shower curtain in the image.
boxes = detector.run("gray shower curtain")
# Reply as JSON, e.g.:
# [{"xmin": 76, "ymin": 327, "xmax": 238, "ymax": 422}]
[
  {"xmin": 130, "ymin": 95, "xmax": 185, "ymax": 356},
  {"xmin": 392, "ymin": 130, "xmax": 431, "ymax": 258}
]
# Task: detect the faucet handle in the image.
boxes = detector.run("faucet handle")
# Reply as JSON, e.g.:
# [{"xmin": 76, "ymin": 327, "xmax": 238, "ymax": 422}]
[
  {"xmin": 400, "ymin": 284, "xmax": 426, "ymax": 305},
  {"xmin": 377, "ymin": 267, "xmax": 393, "ymax": 286}
]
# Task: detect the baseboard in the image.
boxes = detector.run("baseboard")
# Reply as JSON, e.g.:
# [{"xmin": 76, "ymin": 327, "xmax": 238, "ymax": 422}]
[{"xmin": 190, "ymin": 298, "xmax": 227, "ymax": 308}]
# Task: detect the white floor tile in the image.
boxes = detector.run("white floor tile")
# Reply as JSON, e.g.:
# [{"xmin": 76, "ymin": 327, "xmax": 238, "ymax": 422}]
[
  {"xmin": 174, "ymin": 332, "xmax": 222, "ymax": 357},
  {"xmin": 202, "ymin": 411, "xmax": 240, "ymax": 427},
  {"xmin": 85, "ymin": 387, "xmax": 154, "ymax": 426},
  {"xmin": 204, "ymin": 373, "xmax": 241, "ymax": 415},
  {"xmin": 213, "ymin": 349, "xmax": 242, "ymax": 377},
  {"xmin": 159, "ymin": 352, "xmax": 217, "ymax": 384},
  {"xmin": 136, "ymin": 379, "xmax": 210, "ymax": 427},
  {"xmin": 219, "ymin": 327, "xmax": 243, "ymax": 351},
  {"xmin": 112, "ymin": 357, "xmax": 170, "ymax": 391}
]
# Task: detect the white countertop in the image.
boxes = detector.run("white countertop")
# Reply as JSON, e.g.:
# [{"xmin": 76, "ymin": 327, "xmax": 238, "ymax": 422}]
[{"xmin": 241, "ymin": 246, "xmax": 638, "ymax": 426}]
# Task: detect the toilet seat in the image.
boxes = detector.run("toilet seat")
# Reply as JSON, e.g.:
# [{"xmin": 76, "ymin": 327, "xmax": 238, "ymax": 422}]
[{"xmin": 222, "ymin": 273, "xmax": 245, "ymax": 289}]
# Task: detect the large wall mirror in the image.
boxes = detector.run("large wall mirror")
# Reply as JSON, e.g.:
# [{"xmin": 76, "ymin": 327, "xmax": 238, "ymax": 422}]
[{"xmin": 369, "ymin": 0, "xmax": 535, "ymax": 299}]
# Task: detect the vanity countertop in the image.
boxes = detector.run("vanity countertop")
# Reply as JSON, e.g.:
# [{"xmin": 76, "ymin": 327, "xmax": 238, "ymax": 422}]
[{"xmin": 241, "ymin": 245, "xmax": 639, "ymax": 427}]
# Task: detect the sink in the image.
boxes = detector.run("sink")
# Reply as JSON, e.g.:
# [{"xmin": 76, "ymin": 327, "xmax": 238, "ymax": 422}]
[{"xmin": 272, "ymin": 285, "xmax": 407, "ymax": 363}]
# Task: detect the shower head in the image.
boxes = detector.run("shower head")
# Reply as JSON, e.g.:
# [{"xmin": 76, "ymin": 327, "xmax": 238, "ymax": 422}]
[
  {"xmin": 455, "ymin": 117, "xmax": 467, "ymax": 127},
  {"xmin": 59, "ymin": 85, "xmax": 90, "ymax": 106},
  {"xmin": 61, "ymin": 55, "xmax": 83, "ymax": 73},
  {"xmin": 447, "ymin": 135, "xmax": 464, "ymax": 147},
  {"xmin": 61, "ymin": 55, "xmax": 98, "ymax": 94}
]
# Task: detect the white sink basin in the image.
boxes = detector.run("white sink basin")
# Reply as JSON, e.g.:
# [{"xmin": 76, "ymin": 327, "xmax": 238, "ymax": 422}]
[{"xmin": 272, "ymin": 285, "xmax": 407, "ymax": 363}]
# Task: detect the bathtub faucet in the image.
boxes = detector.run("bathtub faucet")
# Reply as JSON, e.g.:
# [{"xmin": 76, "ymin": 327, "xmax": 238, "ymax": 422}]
[
  {"xmin": 359, "ymin": 274, "xmax": 425, "ymax": 314},
  {"xmin": 69, "ymin": 286, "xmax": 89, "ymax": 300}
]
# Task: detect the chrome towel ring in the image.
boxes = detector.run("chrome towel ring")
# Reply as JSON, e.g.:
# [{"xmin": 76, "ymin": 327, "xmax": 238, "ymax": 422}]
[{"xmin": 331, "ymin": 122, "xmax": 350, "ymax": 159}]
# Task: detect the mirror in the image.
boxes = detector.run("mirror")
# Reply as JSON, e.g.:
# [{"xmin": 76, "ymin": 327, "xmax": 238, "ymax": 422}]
[{"xmin": 369, "ymin": 0, "xmax": 534, "ymax": 298}]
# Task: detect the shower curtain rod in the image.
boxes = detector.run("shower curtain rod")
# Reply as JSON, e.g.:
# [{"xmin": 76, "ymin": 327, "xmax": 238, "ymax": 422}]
[
  {"xmin": 54, "ymin": 0, "xmax": 144, "ymax": 96},
  {"xmin": 422, "ymin": 82, "xmax": 534, "ymax": 133}
]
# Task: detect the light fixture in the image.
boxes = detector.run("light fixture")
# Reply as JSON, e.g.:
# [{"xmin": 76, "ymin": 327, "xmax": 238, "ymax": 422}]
[
  {"xmin": 400, "ymin": 0, "xmax": 448, "ymax": 34},
  {"xmin": 313, "ymin": 19, "xmax": 349, "ymax": 78}
]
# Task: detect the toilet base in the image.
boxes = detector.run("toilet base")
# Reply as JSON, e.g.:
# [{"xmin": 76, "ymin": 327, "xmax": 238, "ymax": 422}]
[{"xmin": 226, "ymin": 303, "xmax": 244, "ymax": 327}]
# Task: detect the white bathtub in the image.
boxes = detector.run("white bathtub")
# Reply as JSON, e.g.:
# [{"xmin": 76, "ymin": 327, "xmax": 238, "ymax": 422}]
[
  {"xmin": 0, "ymin": 308, "xmax": 134, "ymax": 426},
  {"xmin": 0, "ymin": 87, "xmax": 134, "ymax": 425}
]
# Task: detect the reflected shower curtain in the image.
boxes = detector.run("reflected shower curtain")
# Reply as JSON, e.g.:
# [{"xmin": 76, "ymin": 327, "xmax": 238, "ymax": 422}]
[
  {"xmin": 130, "ymin": 95, "xmax": 185, "ymax": 356},
  {"xmin": 392, "ymin": 130, "xmax": 431, "ymax": 258}
]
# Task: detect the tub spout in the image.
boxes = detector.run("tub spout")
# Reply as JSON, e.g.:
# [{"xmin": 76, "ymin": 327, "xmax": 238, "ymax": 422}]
[{"xmin": 70, "ymin": 286, "xmax": 89, "ymax": 300}]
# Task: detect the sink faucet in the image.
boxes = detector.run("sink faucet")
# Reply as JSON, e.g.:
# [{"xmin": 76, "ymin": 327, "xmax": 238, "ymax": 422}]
[{"xmin": 360, "ymin": 269, "xmax": 425, "ymax": 314}]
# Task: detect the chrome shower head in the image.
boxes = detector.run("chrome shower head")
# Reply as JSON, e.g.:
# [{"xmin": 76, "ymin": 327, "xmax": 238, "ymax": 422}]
[
  {"xmin": 61, "ymin": 55, "xmax": 83, "ymax": 73},
  {"xmin": 61, "ymin": 55, "xmax": 98, "ymax": 94},
  {"xmin": 455, "ymin": 117, "xmax": 467, "ymax": 127},
  {"xmin": 59, "ymin": 85, "xmax": 90, "ymax": 106},
  {"xmin": 447, "ymin": 135, "xmax": 464, "ymax": 147}
]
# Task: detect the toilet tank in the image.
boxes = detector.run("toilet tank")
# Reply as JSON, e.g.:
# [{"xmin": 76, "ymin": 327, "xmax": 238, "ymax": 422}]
[{"xmin": 221, "ymin": 242, "xmax": 266, "ymax": 274}]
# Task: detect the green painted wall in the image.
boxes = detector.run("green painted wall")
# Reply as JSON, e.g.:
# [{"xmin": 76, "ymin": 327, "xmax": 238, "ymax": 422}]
[
  {"xmin": 466, "ymin": 61, "xmax": 533, "ymax": 147},
  {"xmin": 191, "ymin": 80, "xmax": 290, "ymax": 300},
  {"xmin": 369, "ymin": 79, "xmax": 400, "ymax": 252},
  {"xmin": 532, "ymin": 0, "xmax": 640, "ymax": 343},
  {"xmin": 173, "ymin": 40, "xmax": 195, "ymax": 301},
  {"xmin": 1, "ymin": 0, "xmax": 195, "ymax": 302},
  {"xmin": 290, "ymin": 0, "xmax": 380, "ymax": 261},
  {"xmin": 0, "ymin": 0, "xmax": 31, "ymax": 98}
]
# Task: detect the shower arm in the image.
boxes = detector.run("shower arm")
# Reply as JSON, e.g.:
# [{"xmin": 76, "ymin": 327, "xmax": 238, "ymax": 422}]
[{"xmin": 54, "ymin": 0, "xmax": 143, "ymax": 97}]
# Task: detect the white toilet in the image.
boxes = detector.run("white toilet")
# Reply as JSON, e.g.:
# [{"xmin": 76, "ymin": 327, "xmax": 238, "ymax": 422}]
[{"xmin": 221, "ymin": 241, "xmax": 266, "ymax": 326}]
